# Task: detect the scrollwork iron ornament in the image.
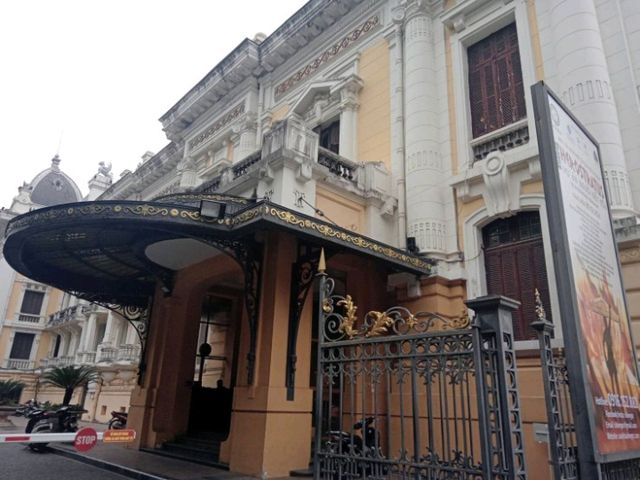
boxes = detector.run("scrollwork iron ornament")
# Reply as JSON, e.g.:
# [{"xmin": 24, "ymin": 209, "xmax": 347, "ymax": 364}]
[
  {"xmin": 71, "ymin": 293, "xmax": 152, "ymax": 385},
  {"xmin": 321, "ymin": 285, "xmax": 472, "ymax": 343}
]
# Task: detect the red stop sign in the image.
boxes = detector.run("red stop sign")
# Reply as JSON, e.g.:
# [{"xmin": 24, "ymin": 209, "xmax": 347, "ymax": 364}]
[{"xmin": 74, "ymin": 427, "xmax": 98, "ymax": 452}]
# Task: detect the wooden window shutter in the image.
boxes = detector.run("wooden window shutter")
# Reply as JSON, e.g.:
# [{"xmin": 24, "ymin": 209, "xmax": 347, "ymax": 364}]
[
  {"xmin": 468, "ymin": 23, "xmax": 526, "ymax": 139},
  {"xmin": 483, "ymin": 212, "xmax": 552, "ymax": 341}
]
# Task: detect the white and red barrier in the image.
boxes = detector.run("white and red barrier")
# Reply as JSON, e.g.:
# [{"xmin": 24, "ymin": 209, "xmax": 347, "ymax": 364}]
[{"xmin": 0, "ymin": 428, "xmax": 135, "ymax": 452}]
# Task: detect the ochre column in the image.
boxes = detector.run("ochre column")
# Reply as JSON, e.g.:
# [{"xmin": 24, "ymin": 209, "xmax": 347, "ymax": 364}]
[{"xmin": 228, "ymin": 232, "xmax": 313, "ymax": 477}]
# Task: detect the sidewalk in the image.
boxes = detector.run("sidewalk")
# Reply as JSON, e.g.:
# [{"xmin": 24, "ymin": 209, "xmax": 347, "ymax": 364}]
[{"xmin": 5, "ymin": 416, "xmax": 299, "ymax": 480}]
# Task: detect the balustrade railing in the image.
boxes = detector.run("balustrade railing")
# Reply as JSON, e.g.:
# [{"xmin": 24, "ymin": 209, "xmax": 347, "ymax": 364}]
[
  {"xmin": 117, "ymin": 345, "xmax": 140, "ymax": 363},
  {"xmin": 97, "ymin": 346, "xmax": 117, "ymax": 363},
  {"xmin": 18, "ymin": 313, "xmax": 41, "ymax": 323},
  {"xmin": 317, "ymin": 147, "xmax": 358, "ymax": 182},
  {"xmin": 76, "ymin": 351, "xmax": 97, "ymax": 364},
  {"xmin": 232, "ymin": 150, "xmax": 261, "ymax": 179},
  {"xmin": 4, "ymin": 358, "xmax": 35, "ymax": 370},
  {"xmin": 471, "ymin": 119, "xmax": 530, "ymax": 162}
]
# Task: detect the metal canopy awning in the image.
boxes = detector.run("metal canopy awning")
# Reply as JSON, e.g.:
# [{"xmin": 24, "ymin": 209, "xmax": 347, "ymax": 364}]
[{"xmin": 3, "ymin": 194, "xmax": 433, "ymax": 307}]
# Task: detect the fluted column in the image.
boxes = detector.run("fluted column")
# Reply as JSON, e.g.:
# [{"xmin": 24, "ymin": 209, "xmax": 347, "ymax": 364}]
[
  {"xmin": 236, "ymin": 118, "xmax": 258, "ymax": 161},
  {"xmin": 403, "ymin": 5, "xmax": 446, "ymax": 253},
  {"xmin": 82, "ymin": 313, "xmax": 97, "ymax": 351},
  {"xmin": 338, "ymin": 77, "xmax": 362, "ymax": 161},
  {"xmin": 551, "ymin": 0, "xmax": 635, "ymax": 218}
]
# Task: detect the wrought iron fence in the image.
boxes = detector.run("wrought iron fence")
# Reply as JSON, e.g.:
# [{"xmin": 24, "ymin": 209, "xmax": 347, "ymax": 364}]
[
  {"xmin": 532, "ymin": 290, "xmax": 640, "ymax": 480},
  {"xmin": 531, "ymin": 293, "xmax": 578, "ymax": 480},
  {"xmin": 313, "ymin": 269, "xmax": 527, "ymax": 480}
]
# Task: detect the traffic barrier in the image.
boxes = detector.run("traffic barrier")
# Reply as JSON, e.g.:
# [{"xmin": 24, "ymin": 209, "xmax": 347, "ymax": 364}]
[{"xmin": 0, "ymin": 428, "xmax": 136, "ymax": 452}]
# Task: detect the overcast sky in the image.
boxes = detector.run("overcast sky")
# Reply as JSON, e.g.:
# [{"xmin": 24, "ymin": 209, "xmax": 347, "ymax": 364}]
[{"xmin": 0, "ymin": 0, "xmax": 307, "ymax": 207}]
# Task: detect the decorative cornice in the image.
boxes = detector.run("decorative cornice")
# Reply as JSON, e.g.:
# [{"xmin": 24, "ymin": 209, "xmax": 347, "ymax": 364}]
[
  {"xmin": 274, "ymin": 15, "xmax": 380, "ymax": 98},
  {"xmin": 261, "ymin": 204, "xmax": 433, "ymax": 273},
  {"xmin": 188, "ymin": 103, "xmax": 245, "ymax": 150}
]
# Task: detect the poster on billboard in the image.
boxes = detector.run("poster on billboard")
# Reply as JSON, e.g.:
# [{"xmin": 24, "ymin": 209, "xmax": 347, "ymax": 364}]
[{"xmin": 532, "ymin": 82, "xmax": 640, "ymax": 462}]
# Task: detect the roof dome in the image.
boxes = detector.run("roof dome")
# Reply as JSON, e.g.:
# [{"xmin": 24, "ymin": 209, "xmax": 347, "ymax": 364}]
[{"xmin": 29, "ymin": 155, "xmax": 83, "ymax": 206}]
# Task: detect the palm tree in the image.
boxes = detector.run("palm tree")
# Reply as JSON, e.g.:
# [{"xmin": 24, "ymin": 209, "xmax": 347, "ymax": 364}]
[
  {"xmin": 0, "ymin": 379, "xmax": 25, "ymax": 405},
  {"xmin": 42, "ymin": 365, "xmax": 99, "ymax": 406}
]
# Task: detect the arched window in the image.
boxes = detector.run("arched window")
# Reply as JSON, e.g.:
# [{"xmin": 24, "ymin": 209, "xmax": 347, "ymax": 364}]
[{"xmin": 482, "ymin": 211, "xmax": 552, "ymax": 340}]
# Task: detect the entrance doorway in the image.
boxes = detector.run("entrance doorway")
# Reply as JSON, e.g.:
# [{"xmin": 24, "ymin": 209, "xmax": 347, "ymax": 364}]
[{"xmin": 188, "ymin": 293, "xmax": 238, "ymax": 436}]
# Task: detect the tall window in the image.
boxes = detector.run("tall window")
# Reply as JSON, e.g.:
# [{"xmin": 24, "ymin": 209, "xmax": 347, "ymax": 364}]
[
  {"xmin": 483, "ymin": 211, "xmax": 552, "ymax": 341},
  {"xmin": 9, "ymin": 333, "xmax": 35, "ymax": 359},
  {"xmin": 315, "ymin": 120, "xmax": 340, "ymax": 154},
  {"xmin": 468, "ymin": 22, "xmax": 526, "ymax": 138},
  {"xmin": 20, "ymin": 290, "xmax": 44, "ymax": 315}
]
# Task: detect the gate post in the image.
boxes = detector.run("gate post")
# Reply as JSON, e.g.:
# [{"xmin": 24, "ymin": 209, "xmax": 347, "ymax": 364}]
[{"xmin": 467, "ymin": 295, "xmax": 527, "ymax": 480}]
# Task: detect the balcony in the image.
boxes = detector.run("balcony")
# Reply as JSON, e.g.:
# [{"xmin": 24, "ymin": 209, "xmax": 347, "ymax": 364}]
[
  {"xmin": 470, "ymin": 119, "xmax": 530, "ymax": 162},
  {"xmin": 40, "ymin": 356, "xmax": 74, "ymax": 369},
  {"xmin": 97, "ymin": 346, "xmax": 117, "ymax": 363},
  {"xmin": 76, "ymin": 351, "xmax": 97, "ymax": 365},
  {"xmin": 3, "ymin": 359, "xmax": 35, "ymax": 370},
  {"xmin": 17, "ymin": 313, "xmax": 42, "ymax": 324},
  {"xmin": 117, "ymin": 344, "xmax": 140, "ymax": 363},
  {"xmin": 47, "ymin": 305, "xmax": 85, "ymax": 328},
  {"xmin": 96, "ymin": 344, "xmax": 140, "ymax": 364}
]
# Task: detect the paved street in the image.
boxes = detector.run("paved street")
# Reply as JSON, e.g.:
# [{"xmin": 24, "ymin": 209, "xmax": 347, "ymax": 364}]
[{"xmin": 0, "ymin": 442, "xmax": 129, "ymax": 480}]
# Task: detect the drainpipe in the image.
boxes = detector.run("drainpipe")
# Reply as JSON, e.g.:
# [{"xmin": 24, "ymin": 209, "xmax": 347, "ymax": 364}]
[{"xmin": 388, "ymin": 19, "xmax": 407, "ymax": 248}]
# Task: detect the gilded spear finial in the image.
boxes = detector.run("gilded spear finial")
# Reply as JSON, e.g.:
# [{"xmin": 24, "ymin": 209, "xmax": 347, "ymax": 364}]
[
  {"xmin": 534, "ymin": 288, "xmax": 547, "ymax": 321},
  {"xmin": 318, "ymin": 248, "xmax": 326, "ymax": 273}
]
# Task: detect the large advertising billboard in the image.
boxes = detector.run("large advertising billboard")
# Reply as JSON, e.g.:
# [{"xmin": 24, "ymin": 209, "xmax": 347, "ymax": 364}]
[{"xmin": 533, "ymin": 82, "xmax": 640, "ymax": 461}]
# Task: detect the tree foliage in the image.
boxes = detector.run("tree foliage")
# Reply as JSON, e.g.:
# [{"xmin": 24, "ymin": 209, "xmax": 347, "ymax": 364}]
[
  {"xmin": 42, "ymin": 365, "xmax": 99, "ymax": 405},
  {"xmin": 0, "ymin": 379, "xmax": 25, "ymax": 405}
]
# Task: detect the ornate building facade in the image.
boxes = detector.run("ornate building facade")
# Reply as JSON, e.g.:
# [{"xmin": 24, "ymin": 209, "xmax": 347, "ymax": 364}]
[
  {"xmin": 0, "ymin": 158, "xmax": 141, "ymax": 420},
  {"xmin": 3, "ymin": 0, "xmax": 640, "ymax": 477}
]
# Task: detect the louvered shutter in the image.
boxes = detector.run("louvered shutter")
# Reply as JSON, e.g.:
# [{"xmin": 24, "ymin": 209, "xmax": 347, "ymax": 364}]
[
  {"xmin": 468, "ymin": 23, "xmax": 526, "ymax": 139},
  {"xmin": 483, "ymin": 212, "xmax": 552, "ymax": 341}
]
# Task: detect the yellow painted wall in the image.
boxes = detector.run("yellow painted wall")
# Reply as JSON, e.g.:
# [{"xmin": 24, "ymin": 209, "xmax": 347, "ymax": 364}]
[
  {"xmin": 357, "ymin": 38, "xmax": 391, "ymax": 169},
  {"xmin": 526, "ymin": 0, "xmax": 545, "ymax": 81},
  {"xmin": 521, "ymin": 179, "xmax": 543, "ymax": 195},
  {"xmin": 620, "ymin": 244, "xmax": 640, "ymax": 349},
  {"xmin": 271, "ymin": 104, "xmax": 289, "ymax": 123},
  {"xmin": 316, "ymin": 187, "xmax": 366, "ymax": 233}
]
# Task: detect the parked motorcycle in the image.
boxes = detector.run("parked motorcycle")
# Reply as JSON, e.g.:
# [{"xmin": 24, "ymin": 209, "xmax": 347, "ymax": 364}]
[
  {"xmin": 108, "ymin": 410, "xmax": 128, "ymax": 430},
  {"xmin": 25, "ymin": 406, "xmax": 87, "ymax": 452},
  {"xmin": 14, "ymin": 399, "xmax": 40, "ymax": 417},
  {"xmin": 326, "ymin": 416, "xmax": 385, "ymax": 478}
]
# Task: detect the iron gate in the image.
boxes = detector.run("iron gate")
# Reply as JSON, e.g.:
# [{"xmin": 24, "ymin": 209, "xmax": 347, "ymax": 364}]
[{"xmin": 313, "ymin": 270, "xmax": 527, "ymax": 479}]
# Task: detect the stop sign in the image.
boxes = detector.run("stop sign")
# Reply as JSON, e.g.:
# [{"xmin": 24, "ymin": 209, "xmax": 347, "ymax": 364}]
[{"xmin": 74, "ymin": 427, "xmax": 98, "ymax": 452}]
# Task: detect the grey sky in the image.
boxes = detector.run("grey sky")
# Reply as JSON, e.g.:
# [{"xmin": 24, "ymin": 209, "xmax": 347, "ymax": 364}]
[{"xmin": 0, "ymin": 0, "xmax": 307, "ymax": 207}]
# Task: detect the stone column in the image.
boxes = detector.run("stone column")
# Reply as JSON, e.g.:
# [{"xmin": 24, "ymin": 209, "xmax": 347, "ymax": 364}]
[
  {"xmin": 82, "ymin": 313, "xmax": 97, "ymax": 352},
  {"xmin": 550, "ymin": 0, "xmax": 635, "ymax": 218},
  {"xmin": 403, "ymin": 4, "xmax": 447, "ymax": 253},
  {"xmin": 236, "ymin": 117, "xmax": 258, "ymax": 161},
  {"xmin": 337, "ymin": 76, "xmax": 363, "ymax": 161},
  {"xmin": 58, "ymin": 332, "xmax": 69, "ymax": 357}
]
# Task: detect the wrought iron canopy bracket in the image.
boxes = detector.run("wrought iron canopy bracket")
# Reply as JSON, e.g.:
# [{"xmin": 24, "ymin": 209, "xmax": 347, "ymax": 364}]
[
  {"xmin": 74, "ymin": 295, "xmax": 152, "ymax": 386},
  {"xmin": 285, "ymin": 244, "xmax": 322, "ymax": 400}
]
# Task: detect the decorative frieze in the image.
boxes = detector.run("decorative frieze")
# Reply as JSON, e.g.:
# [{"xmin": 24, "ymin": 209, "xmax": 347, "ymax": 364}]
[
  {"xmin": 189, "ymin": 103, "xmax": 245, "ymax": 150},
  {"xmin": 274, "ymin": 15, "xmax": 380, "ymax": 98}
]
